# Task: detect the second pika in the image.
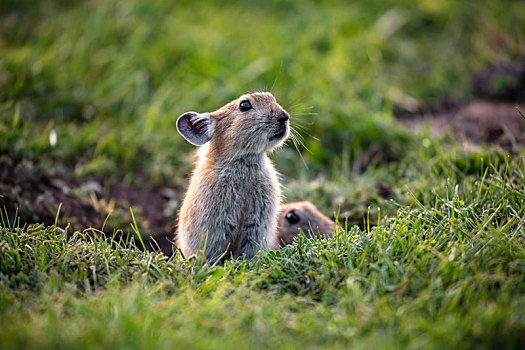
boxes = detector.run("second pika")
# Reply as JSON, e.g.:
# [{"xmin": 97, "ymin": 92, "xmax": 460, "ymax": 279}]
[
  {"xmin": 176, "ymin": 92, "xmax": 290, "ymax": 262},
  {"xmin": 276, "ymin": 201, "xmax": 335, "ymax": 246}
]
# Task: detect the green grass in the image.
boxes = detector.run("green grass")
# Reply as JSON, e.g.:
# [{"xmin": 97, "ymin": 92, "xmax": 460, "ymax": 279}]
[
  {"xmin": 2, "ymin": 153, "xmax": 525, "ymax": 349},
  {"xmin": 2, "ymin": 0, "xmax": 524, "ymax": 179},
  {"xmin": 2, "ymin": 0, "xmax": 525, "ymax": 348}
]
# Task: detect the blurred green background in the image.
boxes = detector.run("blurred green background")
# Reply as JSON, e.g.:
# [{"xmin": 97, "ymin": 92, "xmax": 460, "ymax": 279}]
[{"xmin": 1, "ymin": 0, "xmax": 524, "ymax": 231}]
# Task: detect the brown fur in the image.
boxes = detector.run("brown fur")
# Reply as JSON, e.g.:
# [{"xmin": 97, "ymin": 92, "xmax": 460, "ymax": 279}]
[
  {"xmin": 276, "ymin": 201, "xmax": 335, "ymax": 246},
  {"xmin": 176, "ymin": 92, "xmax": 290, "ymax": 262}
]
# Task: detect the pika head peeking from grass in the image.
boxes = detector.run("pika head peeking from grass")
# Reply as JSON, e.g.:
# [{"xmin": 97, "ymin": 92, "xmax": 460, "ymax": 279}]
[
  {"xmin": 176, "ymin": 92, "xmax": 290, "ymax": 262},
  {"xmin": 276, "ymin": 201, "xmax": 335, "ymax": 246}
]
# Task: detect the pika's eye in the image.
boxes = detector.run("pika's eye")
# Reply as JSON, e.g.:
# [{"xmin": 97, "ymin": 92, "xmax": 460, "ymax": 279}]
[
  {"xmin": 285, "ymin": 210, "xmax": 300, "ymax": 224},
  {"xmin": 239, "ymin": 100, "xmax": 253, "ymax": 112}
]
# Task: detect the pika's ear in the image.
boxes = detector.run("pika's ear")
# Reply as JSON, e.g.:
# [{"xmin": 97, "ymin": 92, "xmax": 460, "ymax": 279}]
[{"xmin": 176, "ymin": 112, "xmax": 211, "ymax": 145}]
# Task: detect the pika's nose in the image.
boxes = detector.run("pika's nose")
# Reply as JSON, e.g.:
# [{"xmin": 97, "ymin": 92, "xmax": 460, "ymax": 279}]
[{"xmin": 277, "ymin": 111, "xmax": 289, "ymax": 122}]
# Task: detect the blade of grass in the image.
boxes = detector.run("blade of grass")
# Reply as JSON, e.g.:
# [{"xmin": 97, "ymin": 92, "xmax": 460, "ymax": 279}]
[{"xmin": 130, "ymin": 207, "xmax": 147, "ymax": 252}]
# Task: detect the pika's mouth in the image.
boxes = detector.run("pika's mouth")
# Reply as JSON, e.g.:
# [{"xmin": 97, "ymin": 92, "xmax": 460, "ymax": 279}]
[{"xmin": 269, "ymin": 127, "xmax": 287, "ymax": 141}]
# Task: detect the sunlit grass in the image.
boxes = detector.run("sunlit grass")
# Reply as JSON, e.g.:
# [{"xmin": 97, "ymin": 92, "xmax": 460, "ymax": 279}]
[{"xmin": 1, "ymin": 153, "xmax": 525, "ymax": 348}]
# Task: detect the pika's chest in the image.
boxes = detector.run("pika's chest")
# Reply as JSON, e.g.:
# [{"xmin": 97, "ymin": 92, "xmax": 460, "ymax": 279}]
[{"xmin": 213, "ymin": 156, "xmax": 278, "ymax": 198}]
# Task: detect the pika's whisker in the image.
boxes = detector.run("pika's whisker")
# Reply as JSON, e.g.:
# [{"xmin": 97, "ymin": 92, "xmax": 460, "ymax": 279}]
[
  {"xmin": 287, "ymin": 96, "xmax": 309, "ymax": 109},
  {"xmin": 290, "ymin": 112, "xmax": 317, "ymax": 117},
  {"xmin": 290, "ymin": 126, "xmax": 312, "ymax": 153},
  {"xmin": 289, "ymin": 117, "xmax": 313, "ymax": 127},
  {"xmin": 289, "ymin": 119, "xmax": 319, "ymax": 142},
  {"xmin": 289, "ymin": 132, "xmax": 308, "ymax": 167},
  {"xmin": 290, "ymin": 122, "xmax": 310, "ymax": 132},
  {"xmin": 289, "ymin": 103, "xmax": 314, "ymax": 114}
]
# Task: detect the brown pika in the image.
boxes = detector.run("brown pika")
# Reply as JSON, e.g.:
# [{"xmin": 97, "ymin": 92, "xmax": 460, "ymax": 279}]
[
  {"xmin": 176, "ymin": 92, "xmax": 290, "ymax": 262},
  {"xmin": 276, "ymin": 201, "xmax": 335, "ymax": 246}
]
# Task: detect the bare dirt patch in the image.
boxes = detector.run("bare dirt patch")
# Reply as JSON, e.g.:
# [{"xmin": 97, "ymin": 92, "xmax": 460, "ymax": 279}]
[
  {"xmin": 0, "ymin": 159, "xmax": 183, "ymax": 255},
  {"xmin": 395, "ymin": 56, "xmax": 525, "ymax": 151},
  {"xmin": 396, "ymin": 100, "xmax": 525, "ymax": 152}
]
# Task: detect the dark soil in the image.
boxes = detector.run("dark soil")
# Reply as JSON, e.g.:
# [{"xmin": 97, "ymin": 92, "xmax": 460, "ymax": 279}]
[
  {"xmin": 394, "ymin": 57, "xmax": 525, "ymax": 151},
  {"xmin": 396, "ymin": 100, "xmax": 525, "ymax": 152},
  {"xmin": 0, "ymin": 159, "xmax": 184, "ymax": 256}
]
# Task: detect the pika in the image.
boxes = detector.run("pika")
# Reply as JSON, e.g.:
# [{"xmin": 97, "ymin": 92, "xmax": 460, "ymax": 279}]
[
  {"xmin": 176, "ymin": 92, "xmax": 290, "ymax": 261},
  {"xmin": 276, "ymin": 201, "xmax": 335, "ymax": 246}
]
